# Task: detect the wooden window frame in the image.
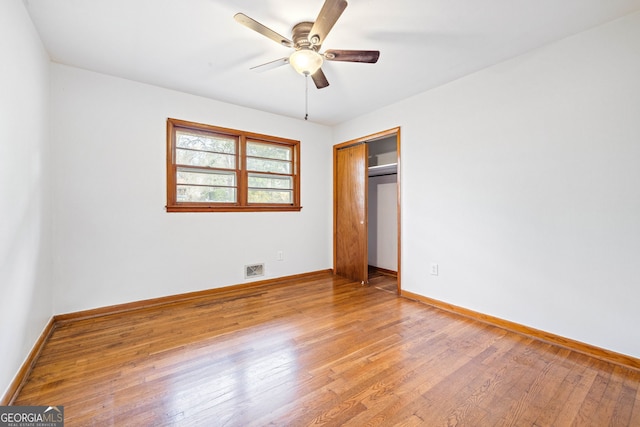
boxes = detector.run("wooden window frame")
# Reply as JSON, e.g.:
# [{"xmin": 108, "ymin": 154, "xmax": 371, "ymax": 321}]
[{"xmin": 166, "ymin": 118, "xmax": 301, "ymax": 213}]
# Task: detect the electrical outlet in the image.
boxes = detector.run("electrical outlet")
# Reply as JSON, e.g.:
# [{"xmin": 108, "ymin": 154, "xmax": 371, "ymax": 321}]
[{"xmin": 430, "ymin": 263, "xmax": 439, "ymax": 276}]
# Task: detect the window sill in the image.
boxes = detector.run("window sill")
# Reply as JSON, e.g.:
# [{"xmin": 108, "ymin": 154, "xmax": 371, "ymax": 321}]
[{"xmin": 166, "ymin": 205, "xmax": 303, "ymax": 213}]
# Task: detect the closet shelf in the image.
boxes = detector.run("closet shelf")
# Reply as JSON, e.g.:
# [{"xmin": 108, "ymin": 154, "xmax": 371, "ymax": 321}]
[{"xmin": 368, "ymin": 163, "xmax": 397, "ymax": 177}]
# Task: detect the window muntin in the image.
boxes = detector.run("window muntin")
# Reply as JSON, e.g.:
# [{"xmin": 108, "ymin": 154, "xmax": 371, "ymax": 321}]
[
  {"xmin": 248, "ymin": 174, "xmax": 293, "ymax": 189},
  {"xmin": 247, "ymin": 158, "xmax": 292, "ymax": 174},
  {"xmin": 167, "ymin": 119, "xmax": 301, "ymax": 212},
  {"xmin": 175, "ymin": 150, "xmax": 236, "ymax": 170}
]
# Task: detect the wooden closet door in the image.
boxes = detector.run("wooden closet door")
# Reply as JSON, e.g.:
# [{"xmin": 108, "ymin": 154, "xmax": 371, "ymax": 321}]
[{"xmin": 334, "ymin": 143, "xmax": 368, "ymax": 283}]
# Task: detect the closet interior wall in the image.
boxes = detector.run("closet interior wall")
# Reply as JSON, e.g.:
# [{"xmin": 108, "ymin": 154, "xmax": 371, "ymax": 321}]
[{"xmin": 367, "ymin": 136, "xmax": 398, "ymax": 274}]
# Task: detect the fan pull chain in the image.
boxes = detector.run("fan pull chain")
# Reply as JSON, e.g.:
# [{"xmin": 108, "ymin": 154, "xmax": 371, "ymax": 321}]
[{"xmin": 304, "ymin": 73, "xmax": 309, "ymax": 121}]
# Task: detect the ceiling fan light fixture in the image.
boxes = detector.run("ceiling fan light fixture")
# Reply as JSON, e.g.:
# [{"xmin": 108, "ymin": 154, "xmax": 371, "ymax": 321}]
[{"xmin": 289, "ymin": 49, "xmax": 323, "ymax": 75}]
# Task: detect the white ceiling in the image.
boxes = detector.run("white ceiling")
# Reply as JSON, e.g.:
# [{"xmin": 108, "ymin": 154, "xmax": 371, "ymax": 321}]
[{"xmin": 24, "ymin": 0, "xmax": 640, "ymax": 125}]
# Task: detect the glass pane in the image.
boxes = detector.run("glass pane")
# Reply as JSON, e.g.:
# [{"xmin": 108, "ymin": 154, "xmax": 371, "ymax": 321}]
[
  {"xmin": 246, "ymin": 157, "xmax": 291, "ymax": 174},
  {"xmin": 177, "ymin": 185, "xmax": 236, "ymax": 203},
  {"xmin": 248, "ymin": 174, "xmax": 292, "ymax": 190},
  {"xmin": 176, "ymin": 130, "xmax": 236, "ymax": 154},
  {"xmin": 248, "ymin": 189, "xmax": 292, "ymax": 204},
  {"xmin": 177, "ymin": 169, "xmax": 235, "ymax": 187},
  {"xmin": 176, "ymin": 149, "xmax": 235, "ymax": 169},
  {"xmin": 247, "ymin": 141, "xmax": 291, "ymax": 160}
]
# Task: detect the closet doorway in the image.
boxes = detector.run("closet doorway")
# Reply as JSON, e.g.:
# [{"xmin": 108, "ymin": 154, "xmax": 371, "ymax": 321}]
[{"xmin": 333, "ymin": 127, "xmax": 401, "ymax": 293}]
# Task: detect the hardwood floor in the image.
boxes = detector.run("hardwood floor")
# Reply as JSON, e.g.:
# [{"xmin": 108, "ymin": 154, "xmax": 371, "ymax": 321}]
[
  {"xmin": 14, "ymin": 272, "xmax": 640, "ymax": 426},
  {"xmin": 368, "ymin": 266, "xmax": 398, "ymax": 294}
]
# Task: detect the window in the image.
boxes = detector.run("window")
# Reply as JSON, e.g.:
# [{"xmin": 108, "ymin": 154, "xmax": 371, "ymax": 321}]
[{"xmin": 166, "ymin": 118, "xmax": 301, "ymax": 212}]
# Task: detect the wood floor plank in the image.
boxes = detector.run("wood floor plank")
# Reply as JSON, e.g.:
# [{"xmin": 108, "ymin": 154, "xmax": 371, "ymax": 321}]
[
  {"xmin": 13, "ymin": 272, "xmax": 640, "ymax": 426},
  {"xmin": 573, "ymin": 360, "xmax": 616, "ymax": 425},
  {"xmin": 613, "ymin": 367, "xmax": 640, "ymax": 426}
]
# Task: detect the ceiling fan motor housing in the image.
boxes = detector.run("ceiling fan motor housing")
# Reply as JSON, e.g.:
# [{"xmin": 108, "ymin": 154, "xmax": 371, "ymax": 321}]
[{"xmin": 292, "ymin": 22, "xmax": 318, "ymax": 51}]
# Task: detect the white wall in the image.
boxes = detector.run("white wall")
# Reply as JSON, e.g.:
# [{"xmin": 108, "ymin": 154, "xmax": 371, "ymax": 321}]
[
  {"xmin": 368, "ymin": 174, "xmax": 398, "ymax": 271},
  {"xmin": 0, "ymin": 0, "xmax": 53, "ymax": 398},
  {"xmin": 335, "ymin": 11, "xmax": 640, "ymax": 358},
  {"xmin": 50, "ymin": 65, "xmax": 334, "ymax": 314}
]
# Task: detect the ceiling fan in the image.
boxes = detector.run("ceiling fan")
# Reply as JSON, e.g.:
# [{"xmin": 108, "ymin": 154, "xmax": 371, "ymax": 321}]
[{"xmin": 234, "ymin": 0, "xmax": 380, "ymax": 89}]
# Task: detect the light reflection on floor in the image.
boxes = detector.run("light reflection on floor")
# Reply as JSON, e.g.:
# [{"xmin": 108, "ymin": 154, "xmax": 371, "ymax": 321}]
[{"xmin": 166, "ymin": 321, "xmax": 300, "ymax": 425}]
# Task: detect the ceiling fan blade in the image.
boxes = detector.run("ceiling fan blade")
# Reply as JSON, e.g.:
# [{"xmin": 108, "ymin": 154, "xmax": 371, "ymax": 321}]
[
  {"xmin": 311, "ymin": 68, "xmax": 330, "ymax": 89},
  {"xmin": 234, "ymin": 13, "xmax": 293, "ymax": 48},
  {"xmin": 250, "ymin": 57, "xmax": 290, "ymax": 72},
  {"xmin": 324, "ymin": 49, "xmax": 380, "ymax": 63},
  {"xmin": 308, "ymin": 0, "xmax": 348, "ymax": 46}
]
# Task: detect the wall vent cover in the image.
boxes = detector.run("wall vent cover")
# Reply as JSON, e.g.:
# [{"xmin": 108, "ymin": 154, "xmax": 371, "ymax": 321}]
[{"xmin": 245, "ymin": 263, "xmax": 264, "ymax": 279}]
